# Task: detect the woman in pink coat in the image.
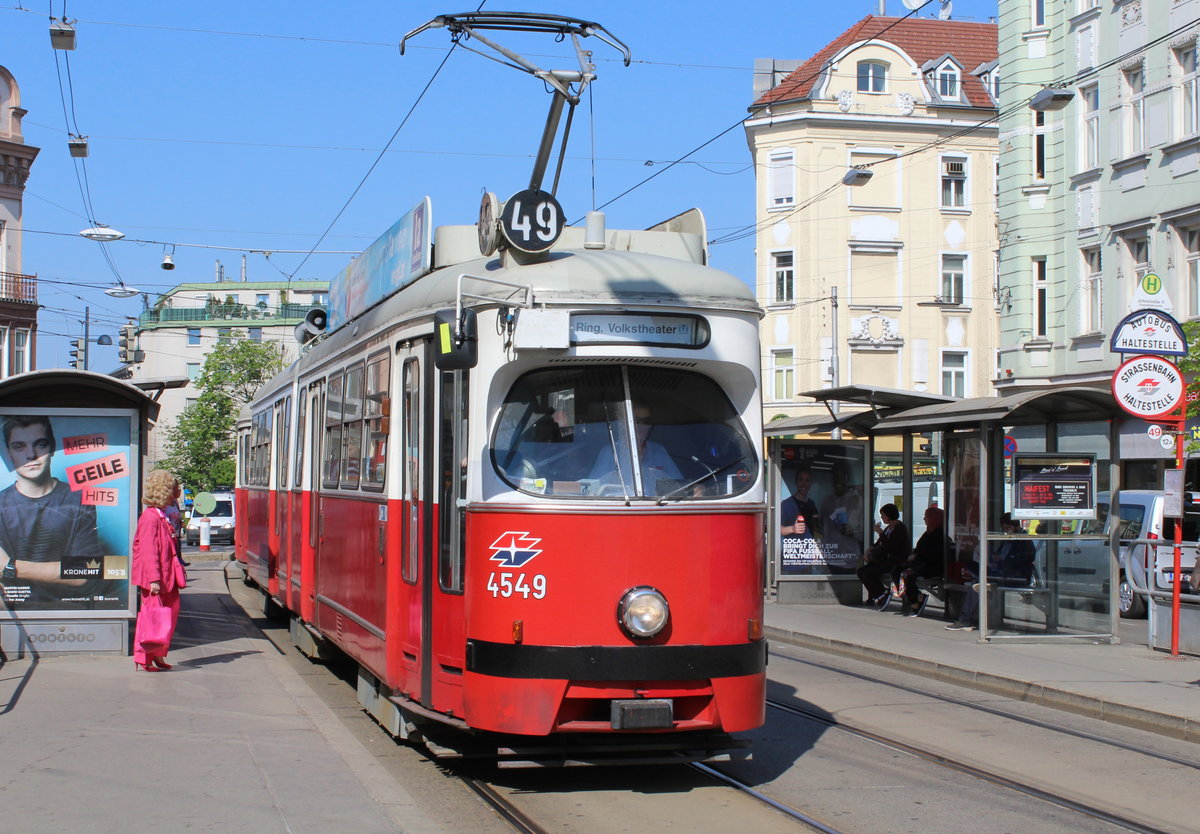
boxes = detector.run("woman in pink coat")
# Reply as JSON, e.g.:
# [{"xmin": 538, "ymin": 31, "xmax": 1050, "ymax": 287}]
[{"xmin": 131, "ymin": 470, "xmax": 186, "ymax": 671}]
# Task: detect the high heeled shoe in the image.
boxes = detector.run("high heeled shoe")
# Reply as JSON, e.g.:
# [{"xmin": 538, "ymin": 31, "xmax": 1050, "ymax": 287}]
[
  {"xmin": 134, "ymin": 661, "xmax": 164, "ymax": 672},
  {"xmin": 152, "ymin": 658, "xmax": 173, "ymax": 670}
]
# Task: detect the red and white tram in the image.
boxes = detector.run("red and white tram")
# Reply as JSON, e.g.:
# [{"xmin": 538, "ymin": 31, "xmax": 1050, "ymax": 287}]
[{"xmin": 235, "ymin": 12, "xmax": 766, "ymax": 765}]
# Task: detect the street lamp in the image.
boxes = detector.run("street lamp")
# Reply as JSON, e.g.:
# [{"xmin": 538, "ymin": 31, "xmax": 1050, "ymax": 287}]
[
  {"xmin": 104, "ymin": 283, "xmax": 140, "ymax": 299},
  {"xmin": 1029, "ymin": 88, "xmax": 1075, "ymax": 112},
  {"xmin": 79, "ymin": 225, "xmax": 125, "ymax": 242}
]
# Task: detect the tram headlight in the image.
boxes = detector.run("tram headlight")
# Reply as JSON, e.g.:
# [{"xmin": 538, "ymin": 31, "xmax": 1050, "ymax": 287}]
[{"xmin": 618, "ymin": 586, "xmax": 669, "ymax": 639}]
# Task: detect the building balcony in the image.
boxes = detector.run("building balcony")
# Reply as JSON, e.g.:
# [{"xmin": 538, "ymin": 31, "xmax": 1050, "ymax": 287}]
[
  {"xmin": 0, "ymin": 272, "xmax": 38, "ymax": 305},
  {"xmin": 138, "ymin": 302, "xmax": 317, "ymax": 328}
]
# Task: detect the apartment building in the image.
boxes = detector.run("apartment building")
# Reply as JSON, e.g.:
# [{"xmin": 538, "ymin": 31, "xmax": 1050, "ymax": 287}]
[
  {"xmin": 0, "ymin": 64, "xmax": 39, "ymax": 376},
  {"xmin": 126, "ymin": 270, "xmax": 328, "ymax": 465},
  {"xmin": 996, "ymin": 0, "xmax": 1200, "ymax": 484},
  {"xmin": 746, "ymin": 15, "xmax": 1000, "ymax": 424}
]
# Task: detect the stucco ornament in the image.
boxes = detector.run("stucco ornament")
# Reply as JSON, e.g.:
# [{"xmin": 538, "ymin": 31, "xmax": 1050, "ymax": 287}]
[
  {"xmin": 897, "ymin": 92, "xmax": 915, "ymax": 116},
  {"xmin": 849, "ymin": 313, "xmax": 902, "ymax": 347},
  {"xmin": 1121, "ymin": 1, "xmax": 1142, "ymax": 27},
  {"xmin": 837, "ymin": 90, "xmax": 853, "ymax": 112}
]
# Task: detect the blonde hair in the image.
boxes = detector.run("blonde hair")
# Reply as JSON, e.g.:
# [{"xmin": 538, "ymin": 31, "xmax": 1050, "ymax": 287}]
[{"xmin": 143, "ymin": 469, "xmax": 179, "ymax": 508}]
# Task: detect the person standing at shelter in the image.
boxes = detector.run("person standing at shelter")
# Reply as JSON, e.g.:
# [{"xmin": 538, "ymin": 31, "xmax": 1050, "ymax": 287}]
[
  {"xmin": 131, "ymin": 470, "xmax": 187, "ymax": 671},
  {"xmin": 0, "ymin": 415, "xmax": 102, "ymax": 605},
  {"xmin": 857, "ymin": 504, "xmax": 910, "ymax": 609}
]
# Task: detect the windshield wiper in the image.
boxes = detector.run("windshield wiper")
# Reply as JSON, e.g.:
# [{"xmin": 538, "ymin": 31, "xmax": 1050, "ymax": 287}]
[{"xmin": 657, "ymin": 456, "xmax": 747, "ymax": 505}]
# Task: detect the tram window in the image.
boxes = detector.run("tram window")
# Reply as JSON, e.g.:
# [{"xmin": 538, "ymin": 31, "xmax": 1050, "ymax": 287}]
[
  {"xmin": 363, "ymin": 353, "xmax": 389, "ymax": 490},
  {"xmin": 341, "ymin": 364, "xmax": 364, "ymax": 489},
  {"xmin": 323, "ymin": 372, "xmax": 343, "ymax": 488},
  {"xmin": 294, "ymin": 391, "xmax": 307, "ymax": 489},
  {"xmin": 492, "ymin": 366, "xmax": 758, "ymax": 500},
  {"xmin": 402, "ymin": 358, "xmax": 420, "ymax": 584},
  {"xmin": 275, "ymin": 398, "xmax": 290, "ymax": 490},
  {"xmin": 249, "ymin": 410, "xmax": 272, "ymax": 487}
]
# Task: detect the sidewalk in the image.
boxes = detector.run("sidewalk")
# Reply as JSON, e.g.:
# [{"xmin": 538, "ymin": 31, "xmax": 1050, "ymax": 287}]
[
  {"xmin": 764, "ymin": 595, "xmax": 1200, "ymax": 743},
  {"xmin": 0, "ymin": 555, "xmax": 437, "ymax": 834}
]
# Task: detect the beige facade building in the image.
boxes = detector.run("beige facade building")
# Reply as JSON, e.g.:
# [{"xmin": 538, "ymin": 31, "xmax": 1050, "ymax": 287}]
[
  {"xmin": 124, "ymin": 270, "xmax": 328, "ymax": 466},
  {"xmin": 745, "ymin": 16, "xmax": 999, "ymax": 423},
  {"xmin": 0, "ymin": 64, "xmax": 39, "ymax": 376}
]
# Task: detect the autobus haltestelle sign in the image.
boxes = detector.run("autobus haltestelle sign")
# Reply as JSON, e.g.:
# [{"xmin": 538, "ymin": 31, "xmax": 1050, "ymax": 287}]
[{"xmin": 1111, "ymin": 354, "xmax": 1185, "ymax": 419}]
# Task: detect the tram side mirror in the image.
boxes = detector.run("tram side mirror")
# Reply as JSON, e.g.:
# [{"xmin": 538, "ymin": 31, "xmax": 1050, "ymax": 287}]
[{"xmin": 434, "ymin": 308, "xmax": 478, "ymax": 370}]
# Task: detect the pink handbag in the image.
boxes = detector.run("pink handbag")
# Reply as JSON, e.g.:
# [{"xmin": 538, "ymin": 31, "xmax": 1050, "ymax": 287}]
[{"xmin": 136, "ymin": 594, "xmax": 174, "ymax": 655}]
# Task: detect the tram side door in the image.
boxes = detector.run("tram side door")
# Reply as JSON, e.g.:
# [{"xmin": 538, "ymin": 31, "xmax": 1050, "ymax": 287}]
[
  {"xmin": 302, "ymin": 380, "xmax": 324, "ymax": 625},
  {"xmin": 419, "ymin": 348, "xmax": 469, "ymax": 714}
]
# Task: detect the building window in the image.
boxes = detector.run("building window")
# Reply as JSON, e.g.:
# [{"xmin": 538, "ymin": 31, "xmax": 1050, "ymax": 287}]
[
  {"xmin": 186, "ymin": 398, "xmax": 199, "ymax": 408},
  {"xmin": 1077, "ymin": 184, "xmax": 1097, "ymax": 232},
  {"xmin": 937, "ymin": 64, "xmax": 960, "ymax": 100},
  {"xmin": 1033, "ymin": 111, "xmax": 1046, "ymax": 179},
  {"xmin": 1033, "ymin": 257, "xmax": 1048, "ymax": 338},
  {"xmin": 217, "ymin": 327, "xmax": 231, "ymax": 344},
  {"xmin": 187, "ymin": 327, "xmax": 201, "ymax": 346},
  {"xmin": 941, "ymin": 352, "xmax": 967, "ymax": 398},
  {"xmin": 313, "ymin": 292, "xmax": 329, "ymax": 307},
  {"xmin": 1080, "ymin": 84, "xmax": 1100, "ymax": 169},
  {"xmin": 772, "ymin": 251, "xmax": 794, "ymax": 303},
  {"xmin": 186, "ymin": 362, "xmax": 201, "ymax": 381},
  {"xmin": 0, "ymin": 328, "xmax": 7, "ymax": 377},
  {"xmin": 941, "ymin": 255, "xmax": 966, "ymax": 304},
  {"xmin": 248, "ymin": 327, "xmax": 263, "ymax": 342},
  {"xmin": 1125, "ymin": 235, "xmax": 1149, "ymax": 283},
  {"xmin": 256, "ymin": 292, "xmax": 270, "ymax": 308},
  {"xmin": 1186, "ymin": 228, "xmax": 1200, "ymax": 319},
  {"xmin": 12, "ymin": 329, "xmax": 28, "ymax": 375},
  {"xmin": 941, "ymin": 157, "xmax": 966, "ymax": 208},
  {"xmin": 1178, "ymin": 43, "xmax": 1199, "ymax": 138},
  {"xmin": 771, "ymin": 349, "xmax": 794, "ymax": 400},
  {"xmin": 1082, "ymin": 247, "xmax": 1102, "ymax": 332},
  {"xmin": 1125, "ymin": 66, "xmax": 1146, "ymax": 155},
  {"xmin": 857, "ymin": 61, "xmax": 886, "ymax": 93},
  {"xmin": 1032, "ymin": 0, "xmax": 1045, "ymax": 27},
  {"xmin": 768, "ymin": 149, "xmax": 794, "ymax": 207}
]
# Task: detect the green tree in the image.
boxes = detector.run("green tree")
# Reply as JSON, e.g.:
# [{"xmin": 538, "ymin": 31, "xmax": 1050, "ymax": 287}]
[{"xmin": 161, "ymin": 333, "xmax": 284, "ymax": 490}]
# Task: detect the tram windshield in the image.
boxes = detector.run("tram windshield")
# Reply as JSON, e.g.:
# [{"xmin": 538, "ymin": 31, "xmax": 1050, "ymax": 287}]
[{"xmin": 493, "ymin": 366, "xmax": 757, "ymax": 500}]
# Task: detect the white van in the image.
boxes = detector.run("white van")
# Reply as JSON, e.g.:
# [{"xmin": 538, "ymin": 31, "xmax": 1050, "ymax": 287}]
[{"xmin": 185, "ymin": 490, "xmax": 236, "ymax": 546}]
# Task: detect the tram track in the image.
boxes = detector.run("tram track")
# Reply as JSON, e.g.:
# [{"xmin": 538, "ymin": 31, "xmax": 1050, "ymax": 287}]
[
  {"xmin": 772, "ymin": 647, "xmax": 1200, "ymax": 772},
  {"xmin": 763, "ymin": 696, "xmax": 1165, "ymax": 833}
]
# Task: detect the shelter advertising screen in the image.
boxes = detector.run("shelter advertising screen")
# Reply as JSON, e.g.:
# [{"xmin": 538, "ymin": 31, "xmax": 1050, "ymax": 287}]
[
  {"xmin": 0, "ymin": 410, "xmax": 136, "ymax": 616},
  {"xmin": 1011, "ymin": 453, "xmax": 1096, "ymax": 520},
  {"xmin": 778, "ymin": 442, "xmax": 867, "ymax": 576}
]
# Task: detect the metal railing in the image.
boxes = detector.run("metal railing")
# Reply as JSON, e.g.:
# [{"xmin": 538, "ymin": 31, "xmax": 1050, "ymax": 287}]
[
  {"xmin": 0, "ymin": 271, "xmax": 37, "ymax": 304},
  {"xmin": 139, "ymin": 302, "xmax": 314, "ymax": 327}
]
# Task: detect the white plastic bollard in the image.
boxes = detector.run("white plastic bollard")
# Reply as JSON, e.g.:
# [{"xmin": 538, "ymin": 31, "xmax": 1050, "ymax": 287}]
[{"xmin": 199, "ymin": 516, "xmax": 211, "ymax": 551}]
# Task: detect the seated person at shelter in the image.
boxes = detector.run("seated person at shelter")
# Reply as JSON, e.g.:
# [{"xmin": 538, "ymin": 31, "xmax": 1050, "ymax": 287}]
[
  {"xmin": 946, "ymin": 513, "xmax": 1035, "ymax": 631},
  {"xmin": 857, "ymin": 504, "xmax": 910, "ymax": 609},
  {"xmin": 899, "ymin": 505, "xmax": 951, "ymax": 617}
]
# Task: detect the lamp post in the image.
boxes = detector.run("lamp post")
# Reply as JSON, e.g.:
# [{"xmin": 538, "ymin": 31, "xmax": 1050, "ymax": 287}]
[{"xmin": 73, "ymin": 306, "xmax": 114, "ymax": 370}]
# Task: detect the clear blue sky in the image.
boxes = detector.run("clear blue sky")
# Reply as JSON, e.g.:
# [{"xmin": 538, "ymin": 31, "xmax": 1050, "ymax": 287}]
[{"xmin": 1, "ymin": 0, "xmax": 998, "ymax": 370}]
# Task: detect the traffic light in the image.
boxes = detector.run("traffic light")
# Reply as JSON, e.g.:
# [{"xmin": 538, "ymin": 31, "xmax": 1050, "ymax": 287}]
[
  {"xmin": 68, "ymin": 337, "xmax": 83, "ymax": 369},
  {"xmin": 118, "ymin": 324, "xmax": 138, "ymax": 364}
]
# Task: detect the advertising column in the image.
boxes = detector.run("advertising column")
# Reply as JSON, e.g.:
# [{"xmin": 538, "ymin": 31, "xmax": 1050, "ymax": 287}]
[{"xmin": 0, "ymin": 409, "xmax": 138, "ymax": 654}]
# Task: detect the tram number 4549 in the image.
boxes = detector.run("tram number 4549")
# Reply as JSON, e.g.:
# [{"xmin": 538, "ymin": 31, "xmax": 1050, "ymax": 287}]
[{"xmin": 486, "ymin": 571, "xmax": 547, "ymax": 599}]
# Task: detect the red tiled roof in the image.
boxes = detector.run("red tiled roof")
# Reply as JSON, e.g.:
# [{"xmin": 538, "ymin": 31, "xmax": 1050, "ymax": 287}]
[{"xmin": 753, "ymin": 15, "xmax": 998, "ymax": 110}]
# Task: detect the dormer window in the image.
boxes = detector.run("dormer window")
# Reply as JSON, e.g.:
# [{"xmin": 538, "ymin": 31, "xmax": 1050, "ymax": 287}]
[
  {"xmin": 857, "ymin": 61, "xmax": 887, "ymax": 93},
  {"xmin": 938, "ymin": 64, "xmax": 960, "ymax": 100}
]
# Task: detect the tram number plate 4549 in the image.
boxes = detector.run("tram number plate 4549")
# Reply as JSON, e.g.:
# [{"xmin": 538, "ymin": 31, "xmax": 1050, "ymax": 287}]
[{"xmin": 486, "ymin": 571, "xmax": 547, "ymax": 599}]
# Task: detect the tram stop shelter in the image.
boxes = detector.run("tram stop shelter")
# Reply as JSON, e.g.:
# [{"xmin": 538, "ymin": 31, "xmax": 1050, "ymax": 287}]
[
  {"xmin": 0, "ymin": 370, "xmax": 160, "ymax": 655},
  {"xmin": 767, "ymin": 385, "xmax": 1129, "ymax": 643}
]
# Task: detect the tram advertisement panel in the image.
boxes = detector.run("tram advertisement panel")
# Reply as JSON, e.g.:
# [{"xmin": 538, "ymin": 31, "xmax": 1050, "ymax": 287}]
[
  {"xmin": 778, "ymin": 442, "xmax": 867, "ymax": 576},
  {"xmin": 0, "ymin": 410, "xmax": 136, "ymax": 616}
]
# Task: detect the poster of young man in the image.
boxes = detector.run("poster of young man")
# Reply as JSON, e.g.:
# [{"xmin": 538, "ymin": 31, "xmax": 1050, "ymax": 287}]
[
  {"xmin": 0, "ymin": 411, "xmax": 135, "ymax": 614},
  {"xmin": 779, "ymin": 442, "xmax": 867, "ymax": 576}
]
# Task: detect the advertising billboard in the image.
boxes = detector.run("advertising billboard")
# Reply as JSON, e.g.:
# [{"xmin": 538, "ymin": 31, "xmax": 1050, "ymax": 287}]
[
  {"xmin": 778, "ymin": 442, "xmax": 868, "ymax": 576},
  {"xmin": 0, "ymin": 410, "xmax": 137, "ymax": 617}
]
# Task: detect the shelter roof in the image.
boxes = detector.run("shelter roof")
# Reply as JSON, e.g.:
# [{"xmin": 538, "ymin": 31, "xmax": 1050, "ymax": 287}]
[{"xmin": 870, "ymin": 387, "xmax": 1124, "ymax": 433}]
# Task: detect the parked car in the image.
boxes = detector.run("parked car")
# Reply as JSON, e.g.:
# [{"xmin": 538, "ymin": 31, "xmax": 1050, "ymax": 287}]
[
  {"xmin": 186, "ymin": 491, "xmax": 236, "ymax": 545},
  {"xmin": 1074, "ymin": 490, "xmax": 1200, "ymax": 618}
]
